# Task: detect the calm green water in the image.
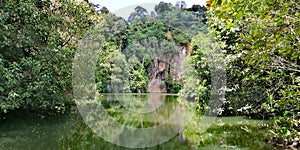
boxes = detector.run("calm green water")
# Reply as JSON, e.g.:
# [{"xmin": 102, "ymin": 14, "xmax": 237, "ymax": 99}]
[{"xmin": 0, "ymin": 94, "xmax": 273, "ymax": 150}]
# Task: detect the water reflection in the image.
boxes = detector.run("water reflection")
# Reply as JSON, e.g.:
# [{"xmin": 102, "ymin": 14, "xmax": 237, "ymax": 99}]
[
  {"xmin": 0, "ymin": 94, "xmax": 191, "ymax": 150},
  {"xmin": 76, "ymin": 93, "xmax": 188, "ymax": 148},
  {"xmin": 103, "ymin": 93, "xmax": 166, "ymax": 113},
  {"xmin": 0, "ymin": 94, "xmax": 273, "ymax": 150}
]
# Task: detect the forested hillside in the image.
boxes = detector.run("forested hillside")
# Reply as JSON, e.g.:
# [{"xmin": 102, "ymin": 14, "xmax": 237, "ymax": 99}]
[
  {"xmin": 0, "ymin": 0, "xmax": 299, "ymax": 149},
  {"xmin": 0, "ymin": 0, "xmax": 207, "ymax": 113}
]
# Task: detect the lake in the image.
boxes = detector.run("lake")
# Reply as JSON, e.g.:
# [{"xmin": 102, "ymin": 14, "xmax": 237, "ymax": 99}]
[{"xmin": 0, "ymin": 93, "xmax": 274, "ymax": 150}]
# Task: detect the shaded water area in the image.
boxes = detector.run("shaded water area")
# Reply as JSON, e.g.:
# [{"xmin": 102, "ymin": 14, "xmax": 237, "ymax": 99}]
[{"xmin": 0, "ymin": 94, "xmax": 274, "ymax": 150}]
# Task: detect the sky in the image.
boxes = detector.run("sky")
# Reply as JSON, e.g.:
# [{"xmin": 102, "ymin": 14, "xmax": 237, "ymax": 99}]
[{"xmin": 90, "ymin": 0, "xmax": 207, "ymax": 12}]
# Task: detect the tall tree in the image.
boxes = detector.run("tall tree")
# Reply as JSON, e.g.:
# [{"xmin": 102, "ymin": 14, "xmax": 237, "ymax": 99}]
[
  {"xmin": 128, "ymin": 6, "xmax": 148, "ymax": 23},
  {"xmin": 100, "ymin": 6, "xmax": 109, "ymax": 14},
  {"xmin": 154, "ymin": 2, "xmax": 174, "ymax": 14},
  {"xmin": 186, "ymin": 5, "xmax": 206, "ymax": 12}
]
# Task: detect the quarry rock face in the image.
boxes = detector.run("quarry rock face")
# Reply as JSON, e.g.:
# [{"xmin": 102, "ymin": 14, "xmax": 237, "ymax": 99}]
[
  {"xmin": 147, "ymin": 31, "xmax": 190, "ymax": 93},
  {"xmin": 148, "ymin": 79, "xmax": 166, "ymax": 93},
  {"xmin": 158, "ymin": 61, "xmax": 166, "ymax": 72},
  {"xmin": 148, "ymin": 44, "xmax": 189, "ymax": 93}
]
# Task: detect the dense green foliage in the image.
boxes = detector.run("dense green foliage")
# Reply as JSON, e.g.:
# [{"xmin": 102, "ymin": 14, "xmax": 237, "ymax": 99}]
[
  {"xmin": 1, "ymin": 0, "xmax": 298, "ymax": 148},
  {"xmin": 179, "ymin": 33, "xmax": 211, "ymax": 113},
  {"xmin": 180, "ymin": 0, "xmax": 299, "ymax": 148},
  {"xmin": 209, "ymin": 0, "xmax": 299, "ymax": 147},
  {"xmin": 0, "ymin": 1, "xmax": 208, "ymax": 113},
  {"xmin": 94, "ymin": 2, "xmax": 208, "ymax": 94},
  {"xmin": 0, "ymin": 0, "xmax": 100, "ymax": 113}
]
